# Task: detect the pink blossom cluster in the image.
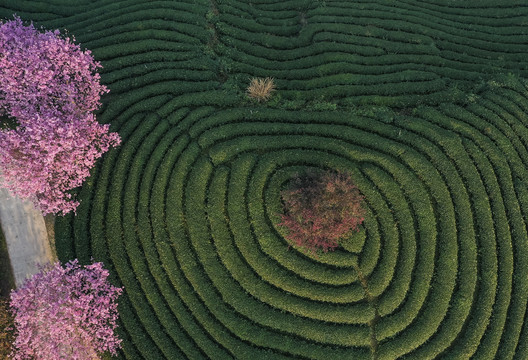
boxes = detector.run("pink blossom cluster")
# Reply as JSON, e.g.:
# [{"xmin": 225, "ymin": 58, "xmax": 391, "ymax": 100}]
[
  {"xmin": 9, "ymin": 260, "xmax": 123, "ymax": 359},
  {"xmin": 0, "ymin": 16, "xmax": 120, "ymax": 215},
  {"xmin": 277, "ymin": 171, "xmax": 365, "ymax": 254}
]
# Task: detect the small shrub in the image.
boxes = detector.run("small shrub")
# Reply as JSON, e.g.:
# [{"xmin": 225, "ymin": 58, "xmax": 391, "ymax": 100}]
[
  {"xmin": 277, "ymin": 170, "xmax": 365, "ymax": 254},
  {"xmin": 246, "ymin": 77, "xmax": 276, "ymax": 102},
  {"xmin": 0, "ymin": 297, "xmax": 15, "ymax": 359}
]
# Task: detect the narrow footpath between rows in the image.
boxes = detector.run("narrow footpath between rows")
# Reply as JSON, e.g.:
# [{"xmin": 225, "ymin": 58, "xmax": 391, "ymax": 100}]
[{"xmin": 0, "ymin": 188, "xmax": 55, "ymax": 287}]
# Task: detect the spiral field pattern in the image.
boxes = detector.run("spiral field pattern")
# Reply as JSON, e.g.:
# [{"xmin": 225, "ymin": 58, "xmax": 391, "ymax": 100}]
[{"xmin": 2, "ymin": 1, "xmax": 528, "ymax": 359}]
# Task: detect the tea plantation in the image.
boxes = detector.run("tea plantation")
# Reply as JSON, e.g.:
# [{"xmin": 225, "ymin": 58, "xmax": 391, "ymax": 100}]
[{"xmin": 2, "ymin": 0, "xmax": 528, "ymax": 359}]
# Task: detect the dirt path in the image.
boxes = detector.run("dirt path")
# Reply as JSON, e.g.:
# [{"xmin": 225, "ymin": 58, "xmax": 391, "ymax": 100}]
[{"xmin": 0, "ymin": 188, "xmax": 56, "ymax": 287}]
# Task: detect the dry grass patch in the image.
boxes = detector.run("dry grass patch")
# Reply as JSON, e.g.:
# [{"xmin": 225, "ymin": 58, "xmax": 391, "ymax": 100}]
[{"xmin": 246, "ymin": 77, "xmax": 276, "ymax": 102}]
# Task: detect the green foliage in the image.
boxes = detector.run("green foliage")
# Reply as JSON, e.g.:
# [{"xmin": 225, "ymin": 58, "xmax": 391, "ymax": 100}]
[
  {"xmin": 42, "ymin": 1, "xmax": 528, "ymax": 358},
  {"xmin": 0, "ymin": 114, "xmax": 18, "ymax": 130},
  {"xmin": 0, "ymin": 224, "xmax": 15, "ymax": 298},
  {"xmin": 0, "ymin": 297, "xmax": 14, "ymax": 359}
]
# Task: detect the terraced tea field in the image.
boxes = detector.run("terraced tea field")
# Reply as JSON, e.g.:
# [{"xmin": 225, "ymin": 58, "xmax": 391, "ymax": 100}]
[{"xmin": 2, "ymin": 0, "xmax": 528, "ymax": 359}]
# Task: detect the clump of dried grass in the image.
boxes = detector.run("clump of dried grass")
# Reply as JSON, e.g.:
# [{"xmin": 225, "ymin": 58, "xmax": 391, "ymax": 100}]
[{"xmin": 246, "ymin": 77, "xmax": 276, "ymax": 102}]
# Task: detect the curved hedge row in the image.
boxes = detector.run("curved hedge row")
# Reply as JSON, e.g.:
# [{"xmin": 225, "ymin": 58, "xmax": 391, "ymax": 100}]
[
  {"xmin": 1, "ymin": 0, "xmax": 528, "ymax": 359},
  {"xmin": 54, "ymin": 87, "xmax": 528, "ymax": 358},
  {"xmin": 212, "ymin": 0, "xmax": 528, "ymax": 107}
]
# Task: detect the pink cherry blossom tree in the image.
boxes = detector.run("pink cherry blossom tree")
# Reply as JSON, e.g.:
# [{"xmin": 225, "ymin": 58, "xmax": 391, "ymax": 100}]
[
  {"xmin": 9, "ymin": 260, "xmax": 123, "ymax": 359},
  {"xmin": 0, "ymin": 15, "xmax": 120, "ymax": 215}
]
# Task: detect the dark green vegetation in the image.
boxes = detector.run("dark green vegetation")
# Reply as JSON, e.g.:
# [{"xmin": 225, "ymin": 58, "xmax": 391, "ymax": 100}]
[
  {"xmin": 0, "ymin": 217, "xmax": 15, "ymax": 358},
  {"xmin": 0, "ymin": 220, "xmax": 15, "ymax": 298},
  {"xmin": 2, "ymin": 0, "xmax": 528, "ymax": 358},
  {"xmin": 0, "ymin": 297, "xmax": 15, "ymax": 358}
]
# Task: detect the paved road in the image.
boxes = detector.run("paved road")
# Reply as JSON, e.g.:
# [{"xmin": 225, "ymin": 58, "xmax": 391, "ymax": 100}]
[{"xmin": 0, "ymin": 188, "xmax": 54, "ymax": 287}]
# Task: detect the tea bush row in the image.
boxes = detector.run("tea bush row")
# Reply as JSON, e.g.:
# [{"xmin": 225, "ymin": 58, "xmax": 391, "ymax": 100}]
[
  {"xmin": 411, "ymin": 97, "xmax": 528, "ymax": 359},
  {"xmin": 211, "ymin": 0, "xmax": 528, "ymax": 109},
  {"xmin": 54, "ymin": 98, "xmax": 527, "ymax": 358},
  {"xmin": 223, "ymin": 155, "xmax": 371, "ymax": 316},
  {"xmin": 55, "ymin": 106, "xmax": 412, "ymax": 357},
  {"xmin": 44, "ymin": 0, "xmax": 528, "ymax": 357},
  {"xmin": 389, "ymin": 90, "xmax": 528, "ymax": 358},
  {"xmin": 54, "ymin": 100, "xmax": 528, "ymax": 358}
]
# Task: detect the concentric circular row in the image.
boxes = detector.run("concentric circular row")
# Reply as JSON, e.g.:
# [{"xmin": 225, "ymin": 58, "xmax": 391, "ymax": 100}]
[
  {"xmin": 2, "ymin": 0, "xmax": 527, "ymax": 359},
  {"xmin": 53, "ymin": 78, "xmax": 528, "ymax": 359}
]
